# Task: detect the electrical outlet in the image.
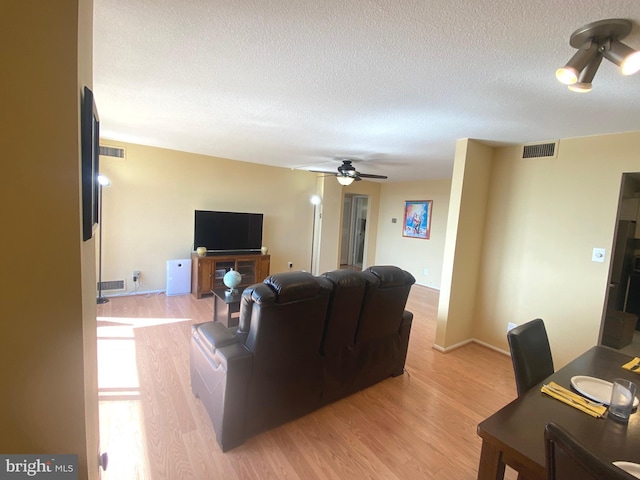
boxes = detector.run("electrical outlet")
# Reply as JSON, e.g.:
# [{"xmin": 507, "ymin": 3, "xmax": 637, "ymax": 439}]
[
  {"xmin": 288, "ymin": 262, "xmax": 293, "ymax": 269},
  {"xmin": 132, "ymin": 270, "xmax": 141, "ymax": 282},
  {"xmin": 592, "ymin": 247, "xmax": 606, "ymax": 263}
]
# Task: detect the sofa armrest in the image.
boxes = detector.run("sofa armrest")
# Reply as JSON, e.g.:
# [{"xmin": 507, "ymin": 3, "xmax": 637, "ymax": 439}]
[
  {"xmin": 192, "ymin": 321, "xmax": 240, "ymax": 355},
  {"xmin": 401, "ymin": 310, "xmax": 413, "ymax": 327},
  {"xmin": 391, "ymin": 310, "xmax": 414, "ymax": 377},
  {"xmin": 190, "ymin": 329, "xmax": 253, "ymax": 451}
]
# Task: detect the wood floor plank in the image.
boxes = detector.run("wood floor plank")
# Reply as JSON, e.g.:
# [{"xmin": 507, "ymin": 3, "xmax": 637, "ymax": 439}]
[
  {"xmin": 98, "ymin": 399, "xmax": 150, "ymax": 480},
  {"xmin": 97, "ymin": 285, "xmax": 517, "ymax": 479}
]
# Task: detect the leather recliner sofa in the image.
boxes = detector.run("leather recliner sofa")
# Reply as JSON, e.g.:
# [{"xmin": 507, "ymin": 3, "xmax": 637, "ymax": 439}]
[{"xmin": 190, "ymin": 265, "xmax": 415, "ymax": 451}]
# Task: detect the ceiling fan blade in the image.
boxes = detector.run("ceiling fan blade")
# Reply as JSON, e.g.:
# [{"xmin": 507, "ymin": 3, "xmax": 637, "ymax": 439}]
[
  {"xmin": 308, "ymin": 169, "xmax": 337, "ymax": 175},
  {"xmin": 357, "ymin": 173, "xmax": 388, "ymax": 179}
]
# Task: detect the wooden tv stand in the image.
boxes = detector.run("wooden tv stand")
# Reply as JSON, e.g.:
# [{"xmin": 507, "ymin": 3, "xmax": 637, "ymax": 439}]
[{"xmin": 191, "ymin": 253, "xmax": 270, "ymax": 299}]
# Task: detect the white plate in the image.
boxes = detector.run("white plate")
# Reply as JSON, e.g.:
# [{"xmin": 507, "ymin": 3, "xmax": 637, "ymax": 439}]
[
  {"xmin": 614, "ymin": 461, "xmax": 640, "ymax": 478},
  {"xmin": 570, "ymin": 376, "xmax": 639, "ymax": 407}
]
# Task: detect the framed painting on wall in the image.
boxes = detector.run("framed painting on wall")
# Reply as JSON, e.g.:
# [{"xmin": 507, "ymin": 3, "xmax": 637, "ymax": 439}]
[{"xmin": 402, "ymin": 200, "xmax": 432, "ymax": 239}]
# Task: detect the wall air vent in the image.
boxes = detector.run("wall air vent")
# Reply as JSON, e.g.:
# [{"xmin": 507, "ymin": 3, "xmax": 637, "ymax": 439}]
[
  {"xmin": 98, "ymin": 280, "xmax": 125, "ymax": 291},
  {"xmin": 99, "ymin": 145, "xmax": 126, "ymax": 159},
  {"xmin": 522, "ymin": 141, "xmax": 558, "ymax": 159}
]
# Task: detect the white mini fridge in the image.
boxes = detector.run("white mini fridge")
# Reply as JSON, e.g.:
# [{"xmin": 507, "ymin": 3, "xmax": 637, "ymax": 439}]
[{"xmin": 166, "ymin": 259, "xmax": 192, "ymax": 296}]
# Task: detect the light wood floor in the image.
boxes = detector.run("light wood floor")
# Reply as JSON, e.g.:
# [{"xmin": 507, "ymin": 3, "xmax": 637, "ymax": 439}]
[{"xmin": 96, "ymin": 286, "xmax": 518, "ymax": 480}]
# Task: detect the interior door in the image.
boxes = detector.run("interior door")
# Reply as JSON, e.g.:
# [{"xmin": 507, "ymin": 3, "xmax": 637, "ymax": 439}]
[
  {"xmin": 607, "ymin": 220, "xmax": 635, "ymax": 312},
  {"xmin": 350, "ymin": 196, "xmax": 368, "ymax": 268},
  {"xmin": 340, "ymin": 197, "xmax": 352, "ymax": 265},
  {"xmin": 601, "ymin": 173, "xmax": 640, "ymax": 353},
  {"xmin": 339, "ymin": 194, "xmax": 368, "ymax": 269}
]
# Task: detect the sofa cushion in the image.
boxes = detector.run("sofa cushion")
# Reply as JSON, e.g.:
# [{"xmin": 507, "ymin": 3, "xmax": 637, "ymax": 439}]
[
  {"xmin": 264, "ymin": 271, "xmax": 330, "ymax": 303},
  {"xmin": 321, "ymin": 270, "xmax": 366, "ymax": 353},
  {"xmin": 367, "ymin": 265, "xmax": 416, "ymax": 288},
  {"xmin": 239, "ymin": 272, "xmax": 333, "ymax": 435},
  {"xmin": 355, "ymin": 266, "xmax": 415, "ymax": 344}
]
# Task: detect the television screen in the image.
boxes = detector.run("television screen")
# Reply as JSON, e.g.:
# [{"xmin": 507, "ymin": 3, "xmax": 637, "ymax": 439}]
[
  {"xmin": 81, "ymin": 86, "xmax": 100, "ymax": 241},
  {"xmin": 194, "ymin": 210, "xmax": 263, "ymax": 253}
]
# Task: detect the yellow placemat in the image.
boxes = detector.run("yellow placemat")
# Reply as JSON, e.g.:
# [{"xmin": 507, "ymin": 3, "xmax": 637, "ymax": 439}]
[
  {"xmin": 622, "ymin": 357, "xmax": 640, "ymax": 373},
  {"xmin": 541, "ymin": 381, "xmax": 606, "ymax": 418}
]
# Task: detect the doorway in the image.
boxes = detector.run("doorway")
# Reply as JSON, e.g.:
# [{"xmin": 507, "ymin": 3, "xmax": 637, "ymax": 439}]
[
  {"xmin": 340, "ymin": 194, "xmax": 368, "ymax": 270},
  {"xmin": 603, "ymin": 173, "xmax": 640, "ymax": 355}
]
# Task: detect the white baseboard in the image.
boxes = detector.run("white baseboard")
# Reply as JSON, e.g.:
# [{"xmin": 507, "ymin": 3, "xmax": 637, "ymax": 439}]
[
  {"xmin": 104, "ymin": 289, "xmax": 166, "ymax": 298},
  {"xmin": 432, "ymin": 338, "xmax": 473, "ymax": 352},
  {"xmin": 433, "ymin": 338, "xmax": 510, "ymax": 357},
  {"xmin": 414, "ymin": 281, "xmax": 440, "ymax": 291},
  {"xmin": 472, "ymin": 338, "xmax": 510, "ymax": 356}
]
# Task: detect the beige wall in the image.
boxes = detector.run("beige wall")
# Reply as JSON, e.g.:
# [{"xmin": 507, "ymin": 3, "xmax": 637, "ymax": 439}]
[
  {"xmin": 2, "ymin": 1, "xmax": 99, "ymax": 478},
  {"xmin": 439, "ymin": 133, "xmax": 640, "ymax": 368},
  {"xmin": 435, "ymin": 140, "xmax": 493, "ymax": 348},
  {"xmin": 375, "ymin": 179, "xmax": 451, "ymax": 288},
  {"xmin": 99, "ymin": 141, "xmax": 320, "ymax": 291},
  {"xmin": 315, "ymin": 176, "xmax": 345, "ymax": 274}
]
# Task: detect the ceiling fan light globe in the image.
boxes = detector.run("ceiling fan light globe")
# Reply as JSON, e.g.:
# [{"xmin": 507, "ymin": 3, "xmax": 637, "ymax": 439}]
[{"xmin": 337, "ymin": 176, "xmax": 354, "ymax": 186}]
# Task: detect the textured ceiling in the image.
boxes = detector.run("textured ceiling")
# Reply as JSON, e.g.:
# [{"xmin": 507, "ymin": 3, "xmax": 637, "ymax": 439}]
[{"xmin": 94, "ymin": 0, "xmax": 640, "ymax": 182}]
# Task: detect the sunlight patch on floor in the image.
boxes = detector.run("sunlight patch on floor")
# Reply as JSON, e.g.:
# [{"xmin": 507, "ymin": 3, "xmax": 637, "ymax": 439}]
[
  {"xmin": 97, "ymin": 322, "xmax": 150, "ymax": 480},
  {"xmin": 97, "ymin": 324, "xmax": 139, "ymax": 392},
  {"xmin": 97, "ymin": 316, "xmax": 192, "ymax": 328}
]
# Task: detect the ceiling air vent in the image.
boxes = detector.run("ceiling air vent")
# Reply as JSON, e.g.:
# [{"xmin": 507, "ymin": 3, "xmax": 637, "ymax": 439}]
[
  {"xmin": 522, "ymin": 141, "xmax": 558, "ymax": 159},
  {"xmin": 99, "ymin": 145, "xmax": 126, "ymax": 159}
]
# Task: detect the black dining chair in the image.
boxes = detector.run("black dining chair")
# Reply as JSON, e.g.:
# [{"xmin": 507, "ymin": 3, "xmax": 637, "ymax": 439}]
[
  {"xmin": 507, "ymin": 318, "xmax": 554, "ymax": 397},
  {"xmin": 545, "ymin": 422, "xmax": 637, "ymax": 480}
]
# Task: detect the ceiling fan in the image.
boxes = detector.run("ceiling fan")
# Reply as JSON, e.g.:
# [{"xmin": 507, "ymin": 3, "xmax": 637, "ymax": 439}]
[{"xmin": 310, "ymin": 159, "xmax": 388, "ymax": 186}]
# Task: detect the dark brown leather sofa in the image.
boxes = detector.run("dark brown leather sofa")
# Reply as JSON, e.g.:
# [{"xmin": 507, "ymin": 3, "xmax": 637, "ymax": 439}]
[{"xmin": 190, "ymin": 265, "xmax": 415, "ymax": 451}]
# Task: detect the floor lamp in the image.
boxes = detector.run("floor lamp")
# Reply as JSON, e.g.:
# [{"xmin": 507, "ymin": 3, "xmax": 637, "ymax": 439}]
[
  {"xmin": 97, "ymin": 174, "xmax": 111, "ymax": 304},
  {"xmin": 310, "ymin": 195, "xmax": 322, "ymax": 274}
]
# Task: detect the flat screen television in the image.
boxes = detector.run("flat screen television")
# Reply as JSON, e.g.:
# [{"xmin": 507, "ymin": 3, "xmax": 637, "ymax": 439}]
[
  {"xmin": 194, "ymin": 210, "xmax": 263, "ymax": 254},
  {"xmin": 81, "ymin": 86, "xmax": 100, "ymax": 241}
]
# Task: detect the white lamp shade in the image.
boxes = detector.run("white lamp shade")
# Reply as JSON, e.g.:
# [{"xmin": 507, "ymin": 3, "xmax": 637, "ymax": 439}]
[{"xmin": 98, "ymin": 174, "xmax": 111, "ymax": 186}]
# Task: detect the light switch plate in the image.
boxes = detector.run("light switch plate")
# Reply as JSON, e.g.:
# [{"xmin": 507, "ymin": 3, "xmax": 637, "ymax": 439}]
[{"xmin": 592, "ymin": 248, "xmax": 606, "ymax": 263}]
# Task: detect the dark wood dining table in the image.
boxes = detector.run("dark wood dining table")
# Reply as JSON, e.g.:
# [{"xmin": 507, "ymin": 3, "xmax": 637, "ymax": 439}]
[{"xmin": 477, "ymin": 345, "xmax": 640, "ymax": 480}]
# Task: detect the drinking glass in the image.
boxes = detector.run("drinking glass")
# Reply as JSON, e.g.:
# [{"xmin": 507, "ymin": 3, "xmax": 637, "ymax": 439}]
[{"xmin": 609, "ymin": 378, "xmax": 637, "ymax": 422}]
